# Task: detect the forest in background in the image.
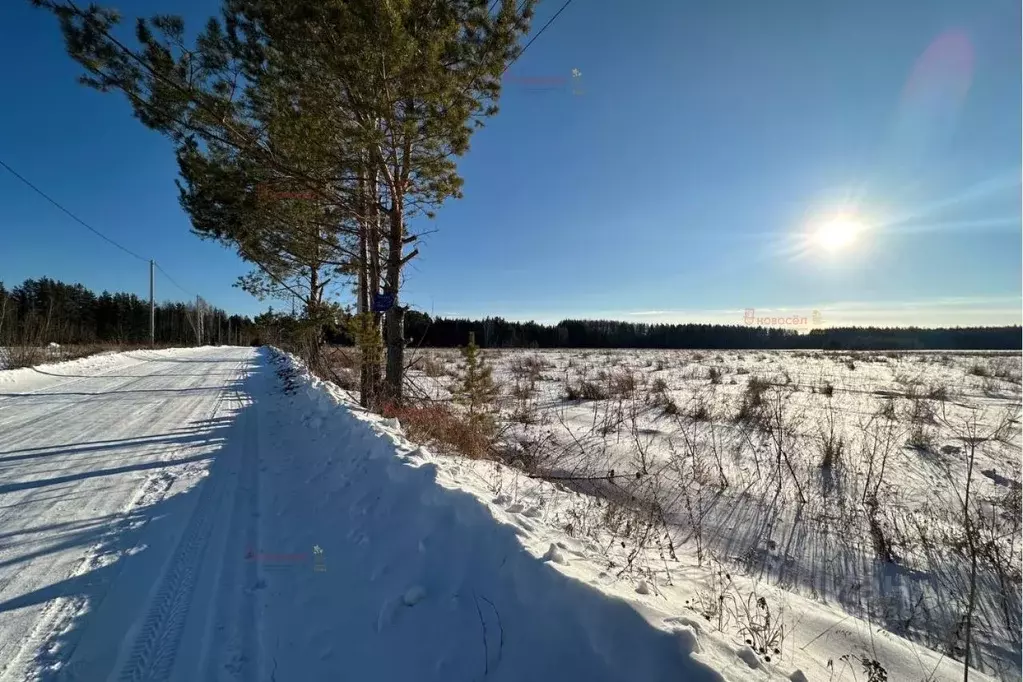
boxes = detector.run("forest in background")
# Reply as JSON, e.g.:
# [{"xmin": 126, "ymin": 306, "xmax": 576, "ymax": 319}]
[
  {"xmin": 0, "ymin": 277, "xmax": 256, "ymax": 346},
  {"xmin": 318, "ymin": 311, "xmax": 1020, "ymax": 350},
  {"xmin": 2, "ymin": 279, "xmax": 1017, "ymax": 352}
]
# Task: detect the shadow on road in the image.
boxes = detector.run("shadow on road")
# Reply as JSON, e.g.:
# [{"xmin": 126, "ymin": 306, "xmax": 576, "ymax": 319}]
[{"xmin": 0, "ymin": 356, "xmax": 264, "ymax": 681}]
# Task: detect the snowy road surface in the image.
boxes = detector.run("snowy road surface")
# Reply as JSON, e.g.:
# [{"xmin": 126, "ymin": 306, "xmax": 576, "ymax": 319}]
[
  {"xmin": 0, "ymin": 348, "xmax": 264, "ymax": 681},
  {"xmin": 0, "ymin": 347, "xmax": 744, "ymax": 682}
]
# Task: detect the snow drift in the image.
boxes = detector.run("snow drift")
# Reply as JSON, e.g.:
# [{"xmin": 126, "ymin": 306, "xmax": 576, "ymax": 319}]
[{"xmin": 262, "ymin": 348, "xmax": 803, "ymax": 681}]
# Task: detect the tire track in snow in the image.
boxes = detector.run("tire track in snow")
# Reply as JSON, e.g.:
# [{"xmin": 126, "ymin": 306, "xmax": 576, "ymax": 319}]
[
  {"xmin": 113, "ymin": 358, "xmax": 251, "ymax": 682},
  {"xmin": 195, "ymin": 380, "xmax": 263, "ymax": 681},
  {"xmin": 0, "ymin": 459, "xmax": 180, "ymax": 682},
  {"xmin": 0, "ymin": 352, "xmax": 149, "ymax": 410},
  {"xmin": 115, "ymin": 477, "xmax": 222, "ymax": 682},
  {"xmin": 0, "ymin": 351, "xmax": 250, "ymax": 682},
  {"xmin": 114, "ymin": 410, "xmax": 233, "ymax": 682}
]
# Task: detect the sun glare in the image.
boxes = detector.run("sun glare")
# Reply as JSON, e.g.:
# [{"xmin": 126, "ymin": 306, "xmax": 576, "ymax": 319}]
[{"xmin": 811, "ymin": 215, "xmax": 864, "ymax": 252}]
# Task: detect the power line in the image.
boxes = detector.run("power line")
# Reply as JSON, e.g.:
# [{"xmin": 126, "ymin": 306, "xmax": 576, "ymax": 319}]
[
  {"xmin": 452, "ymin": 0, "xmax": 573, "ymax": 101},
  {"xmin": 0, "ymin": 157, "xmax": 149, "ymax": 263},
  {"xmin": 502, "ymin": 0, "xmax": 575, "ymax": 75},
  {"xmin": 154, "ymin": 262, "xmax": 196, "ymax": 299},
  {"xmin": 1, "ymin": 155, "xmax": 209, "ymax": 308}
]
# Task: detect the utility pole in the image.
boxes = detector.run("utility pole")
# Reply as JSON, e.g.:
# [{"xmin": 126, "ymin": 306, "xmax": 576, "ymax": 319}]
[
  {"xmin": 149, "ymin": 260, "xmax": 155, "ymax": 347},
  {"xmin": 195, "ymin": 295, "xmax": 202, "ymax": 345}
]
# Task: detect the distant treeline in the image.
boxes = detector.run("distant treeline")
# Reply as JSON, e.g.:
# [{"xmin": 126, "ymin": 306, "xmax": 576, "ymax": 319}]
[
  {"xmin": 0, "ymin": 278, "xmax": 257, "ymax": 346},
  {"xmin": 332, "ymin": 312, "xmax": 1021, "ymax": 351}
]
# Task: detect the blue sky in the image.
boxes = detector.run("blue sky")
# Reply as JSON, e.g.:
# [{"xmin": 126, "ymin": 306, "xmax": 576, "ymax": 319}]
[{"xmin": 1, "ymin": 0, "xmax": 1020, "ymax": 327}]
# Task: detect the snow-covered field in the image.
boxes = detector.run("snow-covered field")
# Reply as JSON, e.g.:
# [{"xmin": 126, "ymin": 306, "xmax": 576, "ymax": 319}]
[
  {"xmin": 0, "ymin": 346, "xmax": 1016, "ymax": 681},
  {"xmin": 400, "ymin": 347, "xmax": 1022, "ymax": 681}
]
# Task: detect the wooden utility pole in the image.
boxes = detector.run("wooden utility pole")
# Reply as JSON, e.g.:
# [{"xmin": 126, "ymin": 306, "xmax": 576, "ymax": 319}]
[{"xmin": 149, "ymin": 260, "xmax": 155, "ymax": 347}]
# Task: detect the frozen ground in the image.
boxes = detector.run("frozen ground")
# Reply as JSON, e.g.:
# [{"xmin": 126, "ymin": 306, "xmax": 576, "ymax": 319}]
[
  {"xmin": 399, "ymin": 347, "xmax": 1022, "ymax": 681},
  {"xmin": 0, "ymin": 344, "xmax": 862, "ymax": 682}
]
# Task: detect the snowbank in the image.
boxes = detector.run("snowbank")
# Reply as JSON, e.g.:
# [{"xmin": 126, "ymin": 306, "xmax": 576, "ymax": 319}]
[
  {"xmin": 263, "ymin": 348, "xmax": 806, "ymax": 681},
  {"xmin": 264, "ymin": 348, "xmax": 999, "ymax": 682}
]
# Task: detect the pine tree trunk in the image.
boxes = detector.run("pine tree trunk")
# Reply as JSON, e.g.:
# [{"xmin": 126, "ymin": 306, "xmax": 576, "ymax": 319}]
[
  {"xmin": 357, "ymin": 169, "xmax": 373, "ymax": 408},
  {"xmin": 357, "ymin": 254, "xmax": 372, "ymax": 408},
  {"xmin": 368, "ymin": 169, "xmax": 383, "ymax": 404},
  {"xmin": 383, "ymin": 204, "xmax": 405, "ymax": 405}
]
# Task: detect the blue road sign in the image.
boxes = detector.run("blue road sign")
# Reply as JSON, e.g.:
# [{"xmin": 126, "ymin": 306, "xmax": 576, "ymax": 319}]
[{"xmin": 372, "ymin": 293, "xmax": 395, "ymax": 312}]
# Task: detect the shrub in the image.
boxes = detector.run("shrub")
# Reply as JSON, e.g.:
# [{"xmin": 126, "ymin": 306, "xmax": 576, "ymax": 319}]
[
  {"xmin": 746, "ymin": 375, "xmax": 771, "ymax": 395},
  {"xmin": 565, "ymin": 379, "xmax": 609, "ymax": 401},
  {"xmin": 382, "ymin": 403, "xmax": 493, "ymax": 459},
  {"xmin": 323, "ymin": 346, "xmax": 359, "ymax": 370},
  {"xmin": 510, "ymin": 403, "xmax": 539, "ymax": 425},
  {"xmin": 819, "ymin": 381, "xmax": 834, "ymax": 397},
  {"xmin": 906, "ymin": 397, "xmax": 935, "ymax": 424},
  {"xmin": 708, "ymin": 367, "xmax": 722, "ymax": 384},
  {"xmin": 689, "ymin": 400, "xmax": 711, "ymax": 422},
  {"xmin": 2, "ymin": 345, "xmax": 46, "ymax": 369},
  {"xmin": 510, "ymin": 354, "xmax": 548, "ymax": 382},
  {"xmin": 906, "ymin": 424, "xmax": 935, "ymax": 451},
  {"xmin": 510, "ymin": 378, "xmax": 536, "ymax": 401},
  {"xmin": 332, "ymin": 368, "xmax": 359, "ymax": 390},
  {"xmin": 735, "ymin": 376, "xmax": 771, "ymax": 426},
  {"xmin": 925, "ymin": 383, "xmax": 949, "ymax": 402},
  {"xmin": 422, "ymin": 356, "xmax": 447, "ymax": 377},
  {"xmin": 969, "ymin": 364, "xmax": 989, "ymax": 377},
  {"xmin": 876, "ymin": 398, "xmax": 897, "ymax": 421},
  {"xmin": 820, "ymin": 430, "xmax": 843, "ymax": 470},
  {"xmin": 648, "ymin": 377, "xmax": 679, "ymax": 416},
  {"xmin": 3, "ymin": 343, "xmax": 132, "ymax": 370},
  {"xmin": 991, "ymin": 358, "xmax": 1022, "ymax": 384},
  {"xmin": 610, "ymin": 371, "xmax": 638, "ymax": 397}
]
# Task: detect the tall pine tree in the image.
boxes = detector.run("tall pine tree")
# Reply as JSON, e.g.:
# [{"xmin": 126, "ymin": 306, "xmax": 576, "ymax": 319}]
[{"xmin": 32, "ymin": 0, "xmax": 535, "ymax": 404}]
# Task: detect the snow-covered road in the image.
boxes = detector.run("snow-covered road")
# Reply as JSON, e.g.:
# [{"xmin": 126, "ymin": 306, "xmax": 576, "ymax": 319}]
[{"xmin": 0, "ymin": 347, "xmax": 263, "ymax": 681}]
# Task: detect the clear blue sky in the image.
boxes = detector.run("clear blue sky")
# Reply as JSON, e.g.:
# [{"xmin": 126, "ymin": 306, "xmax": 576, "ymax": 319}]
[{"xmin": 1, "ymin": 0, "xmax": 1020, "ymax": 327}]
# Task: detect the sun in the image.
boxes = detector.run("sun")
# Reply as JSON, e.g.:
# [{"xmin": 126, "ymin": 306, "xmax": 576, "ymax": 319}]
[{"xmin": 811, "ymin": 214, "xmax": 865, "ymax": 252}]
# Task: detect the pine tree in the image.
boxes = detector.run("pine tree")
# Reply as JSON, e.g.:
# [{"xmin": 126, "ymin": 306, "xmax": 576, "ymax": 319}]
[
  {"xmin": 455, "ymin": 332, "xmax": 498, "ymax": 428},
  {"xmin": 32, "ymin": 0, "xmax": 536, "ymax": 405}
]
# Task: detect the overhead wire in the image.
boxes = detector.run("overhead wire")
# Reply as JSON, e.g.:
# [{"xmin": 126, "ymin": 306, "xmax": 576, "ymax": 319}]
[
  {"xmin": 1, "ymin": 156, "xmax": 207, "ymax": 305},
  {"xmin": 0, "ymin": 157, "xmax": 149, "ymax": 263}
]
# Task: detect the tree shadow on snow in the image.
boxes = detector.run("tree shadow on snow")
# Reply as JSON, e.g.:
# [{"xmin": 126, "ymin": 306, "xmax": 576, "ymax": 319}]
[{"xmin": 0, "ymin": 360, "xmax": 264, "ymax": 682}]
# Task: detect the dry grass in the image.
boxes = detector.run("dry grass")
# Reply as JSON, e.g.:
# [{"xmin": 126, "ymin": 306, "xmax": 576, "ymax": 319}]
[
  {"xmin": 381, "ymin": 402, "xmax": 494, "ymax": 459},
  {"xmin": 565, "ymin": 378, "xmax": 610, "ymax": 401},
  {"xmin": 1, "ymin": 343, "xmax": 135, "ymax": 369}
]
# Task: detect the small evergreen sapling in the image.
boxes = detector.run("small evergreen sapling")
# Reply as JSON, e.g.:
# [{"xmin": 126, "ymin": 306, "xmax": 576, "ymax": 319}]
[{"xmin": 456, "ymin": 332, "xmax": 499, "ymax": 431}]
